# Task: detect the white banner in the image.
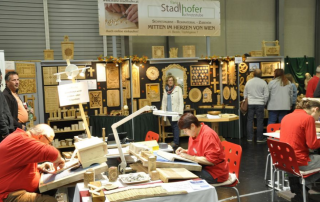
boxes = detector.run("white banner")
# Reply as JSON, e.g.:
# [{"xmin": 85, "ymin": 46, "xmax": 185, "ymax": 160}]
[
  {"xmin": 98, "ymin": 0, "xmax": 220, "ymax": 36},
  {"xmin": 58, "ymin": 82, "xmax": 89, "ymax": 106}
]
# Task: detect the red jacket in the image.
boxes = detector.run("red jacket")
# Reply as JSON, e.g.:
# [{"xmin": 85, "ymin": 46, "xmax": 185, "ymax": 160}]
[
  {"xmin": 188, "ymin": 123, "xmax": 229, "ymax": 182},
  {"xmin": 306, "ymin": 76, "xmax": 320, "ymax": 97},
  {"xmin": 280, "ymin": 109, "xmax": 320, "ymax": 166},
  {"xmin": 0, "ymin": 129, "xmax": 59, "ymax": 201}
]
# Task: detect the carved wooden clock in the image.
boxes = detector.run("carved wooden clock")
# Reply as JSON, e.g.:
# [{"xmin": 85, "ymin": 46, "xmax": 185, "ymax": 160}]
[{"xmin": 146, "ymin": 66, "xmax": 159, "ymax": 80}]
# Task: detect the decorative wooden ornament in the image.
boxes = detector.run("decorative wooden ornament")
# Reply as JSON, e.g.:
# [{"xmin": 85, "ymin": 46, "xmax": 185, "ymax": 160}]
[
  {"xmin": 246, "ymin": 72, "xmax": 254, "ymax": 82},
  {"xmin": 139, "ymin": 99, "xmax": 151, "ymax": 109},
  {"xmin": 228, "ymin": 61, "xmax": 236, "ymax": 86},
  {"xmin": 189, "ymin": 88, "xmax": 202, "ymax": 103},
  {"xmin": 152, "ymin": 46, "xmax": 165, "ymax": 58},
  {"xmin": 182, "ymin": 45, "xmax": 195, "ymax": 58},
  {"xmin": 169, "ymin": 48, "xmax": 178, "ymax": 58},
  {"xmin": 211, "ymin": 78, "xmax": 219, "ymax": 93},
  {"xmin": 15, "ymin": 63, "xmax": 36, "ymax": 78},
  {"xmin": 44, "ymin": 49, "xmax": 54, "ymax": 60},
  {"xmin": 61, "ymin": 35, "xmax": 74, "ymax": 60},
  {"xmin": 122, "ymin": 61, "xmax": 130, "ymax": 79},
  {"xmin": 146, "ymin": 66, "xmax": 159, "ymax": 80},
  {"xmin": 42, "ymin": 67, "xmax": 58, "ymax": 85},
  {"xmin": 108, "ymin": 167, "xmax": 118, "ymax": 182},
  {"xmin": 133, "ymin": 99, "xmax": 137, "ymax": 112},
  {"xmin": 261, "ymin": 62, "xmax": 280, "ymax": 77},
  {"xmin": 107, "ymin": 90, "xmax": 120, "ymax": 107},
  {"xmin": 239, "ymin": 63, "xmax": 248, "ymax": 73},
  {"xmin": 89, "ymin": 91, "xmax": 102, "ymax": 109},
  {"xmin": 202, "ymin": 88, "xmax": 212, "ymax": 103},
  {"xmin": 84, "ymin": 169, "xmax": 95, "ymax": 188},
  {"xmin": 190, "ymin": 65, "xmax": 210, "ymax": 86},
  {"xmin": 239, "ymin": 77, "xmax": 245, "ymax": 92},
  {"xmin": 211, "ymin": 64, "xmax": 219, "ymax": 77},
  {"xmin": 221, "ymin": 62, "xmax": 228, "ymax": 84},
  {"xmin": 125, "ymin": 80, "xmax": 131, "ymax": 98},
  {"xmin": 132, "ymin": 64, "xmax": 140, "ymax": 98},
  {"xmin": 88, "ymin": 67, "xmax": 95, "ymax": 77},
  {"xmin": 231, "ymin": 87, "xmax": 237, "ymax": 100},
  {"xmin": 146, "ymin": 83, "xmax": 160, "ymax": 102},
  {"xmin": 223, "ymin": 86, "xmax": 230, "ymax": 100},
  {"xmin": 106, "ymin": 63, "xmax": 119, "ymax": 89},
  {"xmin": 262, "ymin": 40, "xmax": 280, "ymax": 56},
  {"xmin": 19, "ymin": 79, "xmax": 37, "ymax": 94}
]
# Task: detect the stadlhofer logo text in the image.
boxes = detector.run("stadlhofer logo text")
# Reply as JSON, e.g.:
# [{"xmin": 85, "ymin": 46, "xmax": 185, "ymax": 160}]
[{"xmin": 161, "ymin": 2, "xmax": 204, "ymax": 17}]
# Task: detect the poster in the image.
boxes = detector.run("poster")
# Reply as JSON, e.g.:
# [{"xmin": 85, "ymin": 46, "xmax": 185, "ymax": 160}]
[{"xmin": 98, "ymin": 0, "xmax": 220, "ymax": 36}]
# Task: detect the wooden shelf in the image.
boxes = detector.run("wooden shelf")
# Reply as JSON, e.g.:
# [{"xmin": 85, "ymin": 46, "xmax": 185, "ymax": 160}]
[
  {"xmin": 54, "ymin": 129, "xmax": 85, "ymax": 134},
  {"xmin": 56, "ymin": 145, "xmax": 75, "ymax": 149},
  {"xmin": 48, "ymin": 118, "xmax": 83, "ymax": 123}
]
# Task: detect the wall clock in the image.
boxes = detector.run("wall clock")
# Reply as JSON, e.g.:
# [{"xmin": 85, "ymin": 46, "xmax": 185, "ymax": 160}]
[{"xmin": 146, "ymin": 66, "xmax": 159, "ymax": 80}]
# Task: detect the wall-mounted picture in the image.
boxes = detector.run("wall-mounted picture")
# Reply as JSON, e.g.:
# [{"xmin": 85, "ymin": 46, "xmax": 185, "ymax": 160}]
[
  {"xmin": 146, "ymin": 83, "xmax": 160, "ymax": 102},
  {"xmin": 190, "ymin": 65, "xmax": 210, "ymax": 86},
  {"xmin": 249, "ymin": 63, "xmax": 260, "ymax": 71},
  {"xmin": 261, "ymin": 62, "xmax": 280, "ymax": 77}
]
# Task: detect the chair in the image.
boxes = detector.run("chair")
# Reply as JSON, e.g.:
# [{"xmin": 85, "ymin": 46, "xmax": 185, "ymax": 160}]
[
  {"xmin": 212, "ymin": 141, "xmax": 242, "ymax": 202},
  {"xmin": 267, "ymin": 139, "xmax": 320, "ymax": 202},
  {"xmin": 145, "ymin": 131, "xmax": 159, "ymax": 142}
]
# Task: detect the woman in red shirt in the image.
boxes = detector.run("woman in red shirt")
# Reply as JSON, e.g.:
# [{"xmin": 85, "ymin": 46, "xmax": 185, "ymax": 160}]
[{"xmin": 175, "ymin": 113, "xmax": 229, "ymax": 183}]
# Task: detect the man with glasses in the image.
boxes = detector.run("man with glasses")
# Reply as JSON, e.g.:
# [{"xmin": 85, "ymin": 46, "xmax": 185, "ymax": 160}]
[
  {"xmin": 0, "ymin": 124, "xmax": 65, "ymax": 202},
  {"xmin": 0, "ymin": 69, "xmax": 14, "ymax": 142}
]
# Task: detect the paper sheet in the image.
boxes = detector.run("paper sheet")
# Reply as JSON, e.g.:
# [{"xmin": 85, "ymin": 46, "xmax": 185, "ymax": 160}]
[
  {"xmin": 96, "ymin": 63, "xmax": 106, "ymax": 82},
  {"xmin": 161, "ymin": 181, "xmax": 194, "ymax": 193}
]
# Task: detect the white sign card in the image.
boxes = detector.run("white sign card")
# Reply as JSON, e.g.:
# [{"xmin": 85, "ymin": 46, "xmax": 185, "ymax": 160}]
[
  {"xmin": 58, "ymin": 82, "xmax": 89, "ymax": 106},
  {"xmin": 96, "ymin": 63, "xmax": 106, "ymax": 82},
  {"xmin": 59, "ymin": 79, "xmax": 97, "ymax": 90},
  {"xmin": 5, "ymin": 61, "xmax": 15, "ymax": 70},
  {"xmin": 234, "ymin": 57, "xmax": 242, "ymax": 64}
]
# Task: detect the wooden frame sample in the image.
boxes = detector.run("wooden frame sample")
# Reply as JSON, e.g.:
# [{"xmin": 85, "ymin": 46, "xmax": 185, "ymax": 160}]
[
  {"xmin": 190, "ymin": 65, "xmax": 210, "ymax": 86},
  {"xmin": 44, "ymin": 86, "xmax": 59, "ymax": 113},
  {"xmin": 228, "ymin": 61, "xmax": 236, "ymax": 86},
  {"xmin": 58, "ymin": 66, "xmax": 85, "ymax": 80},
  {"xmin": 202, "ymin": 88, "xmax": 212, "ymax": 103},
  {"xmin": 15, "ymin": 63, "xmax": 36, "ymax": 78},
  {"xmin": 139, "ymin": 99, "xmax": 151, "ymax": 109},
  {"xmin": 132, "ymin": 64, "xmax": 140, "ymax": 98},
  {"xmin": 106, "ymin": 63, "xmax": 120, "ymax": 89},
  {"xmin": 146, "ymin": 83, "xmax": 160, "ymax": 102},
  {"xmin": 107, "ymin": 90, "xmax": 120, "ymax": 107},
  {"xmin": 183, "ymin": 45, "xmax": 195, "ymax": 58},
  {"xmin": 152, "ymin": 46, "xmax": 165, "ymax": 58},
  {"xmin": 221, "ymin": 62, "xmax": 228, "ymax": 84},
  {"xmin": 162, "ymin": 64, "xmax": 188, "ymax": 99},
  {"xmin": 19, "ymin": 79, "xmax": 37, "ymax": 94},
  {"xmin": 43, "ymin": 67, "xmax": 58, "ymax": 85},
  {"xmin": 89, "ymin": 91, "xmax": 103, "ymax": 109},
  {"xmin": 261, "ymin": 62, "xmax": 280, "ymax": 77}
]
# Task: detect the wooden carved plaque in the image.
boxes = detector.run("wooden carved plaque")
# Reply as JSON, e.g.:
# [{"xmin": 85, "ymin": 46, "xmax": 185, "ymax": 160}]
[
  {"xmin": 202, "ymin": 88, "xmax": 212, "ymax": 103},
  {"xmin": 107, "ymin": 90, "xmax": 120, "ymax": 107},
  {"xmin": 106, "ymin": 63, "xmax": 119, "ymax": 89},
  {"xmin": 152, "ymin": 46, "xmax": 165, "ymax": 58},
  {"xmin": 228, "ymin": 61, "xmax": 236, "ymax": 86},
  {"xmin": 44, "ymin": 86, "xmax": 59, "ymax": 113},
  {"xmin": 125, "ymin": 80, "xmax": 131, "ymax": 98},
  {"xmin": 19, "ymin": 79, "xmax": 37, "ymax": 94},
  {"xmin": 183, "ymin": 45, "xmax": 195, "ymax": 58},
  {"xmin": 189, "ymin": 88, "xmax": 202, "ymax": 103},
  {"xmin": 139, "ymin": 99, "xmax": 151, "ymax": 109},
  {"xmin": 43, "ymin": 67, "xmax": 58, "ymax": 85},
  {"xmin": 16, "ymin": 63, "xmax": 36, "ymax": 78},
  {"xmin": 190, "ymin": 65, "xmax": 210, "ymax": 86},
  {"xmin": 132, "ymin": 64, "xmax": 140, "ymax": 98},
  {"xmin": 223, "ymin": 86, "xmax": 230, "ymax": 100},
  {"xmin": 89, "ymin": 91, "xmax": 103, "ymax": 109},
  {"xmin": 221, "ymin": 63, "xmax": 228, "ymax": 84},
  {"xmin": 146, "ymin": 83, "xmax": 160, "ymax": 102}
]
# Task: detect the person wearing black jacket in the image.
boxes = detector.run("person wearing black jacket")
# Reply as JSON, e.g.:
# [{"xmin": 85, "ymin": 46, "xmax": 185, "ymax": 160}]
[{"xmin": 0, "ymin": 69, "xmax": 14, "ymax": 141}]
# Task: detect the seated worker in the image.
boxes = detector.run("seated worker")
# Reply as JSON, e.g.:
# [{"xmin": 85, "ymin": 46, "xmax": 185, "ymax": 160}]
[
  {"xmin": 0, "ymin": 124, "xmax": 65, "ymax": 202},
  {"xmin": 280, "ymin": 99, "xmax": 320, "ymax": 202},
  {"xmin": 175, "ymin": 113, "xmax": 229, "ymax": 184}
]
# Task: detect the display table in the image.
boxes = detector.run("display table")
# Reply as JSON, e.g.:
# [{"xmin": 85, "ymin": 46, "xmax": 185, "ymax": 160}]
[
  {"xmin": 73, "ymin": 179, "xmax": 218, "ymax": 202},
  {"xmin": 197, "ymin": 116, "xmax": 239, "ymax": 136}
]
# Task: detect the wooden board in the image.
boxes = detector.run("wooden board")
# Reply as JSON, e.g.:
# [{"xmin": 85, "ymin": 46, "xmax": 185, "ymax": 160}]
[
  {"xmin": 156, "ymin": 168, "xmax": 198, "ymax": 183},
  {"xmin": 130, "ymin": 162, "xmax": 148, "ymax": 173},
  {"xmin": 106, "ymin": 63, "xmax": 119, "ymax": 89},
  {"xmin": 189, "ymin": 88, "xmax": 202, "ymax": 103},
  {"xmin": 19, "ymin": 79, "xmax": 37, "ymax": 94},
  {"xmin": 183, "ymin": 45, "xmax": 195, "ymax": 58},
  {"xmin": 107, "ymin": 90, "xmax": 120, "ymax": 107},
  {"xmin": 146, "ymin": 83, "xmax": 160, "ymax": 102},
  {"xmin": 132, "ymin": 64, "xmax": 140, "ymax": 98},
  {"xmin": 223, "ymin": 86, "xmax": 230, "ymax": 100},
  {"xmin": 39, "ymin": 162, "xmax": 108, "ymax": 193},
  {"xmin": 139, "ymin": 99, "xmax": 151, "ymax": 109},
  {"xmin": 125, "ymin": 80, "xmax": 131, "ymax": 98},
  {"xmin": 190, "ymin": 65, "xmax": 210, "ymax": 86},
  {"xmin": 43, "ymin": 66, "xmax": 58, "ymax": 85},
  {"xmin": 44, "ymin": 86, "xmax": 59, "ymax": 113},
  {"xmin": 228, "ymin": 61, "xmax": 236, "ymax": 86},
  {"xmin": 89, "ymin": 91, "xmax": 103, "ymax": 109},
  {"xmin": 221, "ymin": 62, "xmax": 228, "ymax": 84},
  {"xmin": 15, "ymin": 63, "xmax": 36, "ymax": 78}
]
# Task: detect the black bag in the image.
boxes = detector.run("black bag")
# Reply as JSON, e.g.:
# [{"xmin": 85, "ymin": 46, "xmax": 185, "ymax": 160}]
[{"xmin": 240, "ymin": 98, "xmax": 248, "ymax": 115}]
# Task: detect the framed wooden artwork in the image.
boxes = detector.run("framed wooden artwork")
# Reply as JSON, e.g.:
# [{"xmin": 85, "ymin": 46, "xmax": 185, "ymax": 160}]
[
  {"xmin": 146, "ymin": 83, "xmax": 160, "ymax": 102},
  {"xmin": 202, "ymin": 88, "xmax": 212, "ymax": 103},
  {"xmin": 44, "ymin": 49, "xmax": 54, "ymax": 60},
  {"xmin": 132, "ymin": 64, "xmax": 140, "ymax": 98},
  {"xmin": 249, "ymin": 63, "xmax": 259, "ymax": 71},
  {"xmin": 162, "ymin": 64, "xmax": 188, "ymax": 99},
  {"xmin": 189, "ymin": 88, "xmax": 202, "ymax": 103},
  {"xmin": 106, "ymin": 63, "xmax": 120, "ymax": 89},
  {"xmin": 43, "ymin": 67, "xmax": 58, "ymax": 85},
  {"xmin": 125, "ymin": 80, "xmax": 131, "ymax": 98},
  {"xmin": 183, "ymin": 45, "xmax": 195, "ymax": 58},
  {"xmin": 89, "ymin": 91, "xmax": 102, "ymax": 109},
  {"xmin": 221, "ymin": 62, "xmax": 228, "ymax": 84},
  {"xmin": 146, "ymin": 66, "xmax": 159, "ymax": 81},
  {"xmin": 261, "ymin": 62, "xmax": 280, "ymax": 77},
  {"xmin": 139, "ymin": 99, "xmax": 151, "ymax": 109},
  {"xmin": 107, "ymin": 90, "xmax": 120, "ymax": 107},
  {"xmin": 228, "ymin": 61, "xmax": 236, "ymax": 86},
  {"xmin": 19, "ymin": 79, "xmax": 37, "ymax": 94},
  {"xmin": 61, "ymin": 35, "xmax": 74, "ymax": 60},
  {"xmin": 239, "ymin": 63, "xmax": 248, "ymax": 73},
  {"xmin": 122, "ymin": 60, "xmax": 130, "ymax": 79},
  {"xmin": 58, "ymin": 66, "xmax": 85, "ymax": 80},
  {"xmin": 223, "ymin": 86, "xmax": 230, "ymax": 100},
  {"xmin": 15, "ymin": 63, "xmax": 36, "ymax": 78},
  {"xmin": 152, "ymin": 46, "xmax": 165, "ymax": 58},
  {"xmin": 44, "ymin": 86, "xmax": 59, "ymax": 113},
  {"xmin": 190, "ymin": 65, "xmax": 210, "ymax": 86}
]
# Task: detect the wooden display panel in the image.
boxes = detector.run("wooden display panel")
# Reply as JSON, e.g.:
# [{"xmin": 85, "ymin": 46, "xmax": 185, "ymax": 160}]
[
  {"xmin": 189, "ymin": 88, "xmax": 202, "ymax": 103},
  {"xmin": 132, "ymin": 64, "xmax": 140, "ymax": 98},
  {"xmin": 202, "ymin": 88, "xmax": 212, "ymax": 103},
  {"xmin": 152, "ymin": 46, "xmax": 165, "ymax": 58},
  {"xmin": 58, "ymin": 66, "xmax": 86, "ymax": 80},
  {"xmin": 228, "ymin": 61, "xmax": 236, "ymax": 86},
  {"xmin": 19, "ymin": 79, "xmax": 37, "ymax": 94},
  {"xmin": 43, "ymin": 67, "xmax": 58, "ymax": 85},
  {"xmin": 139, "ymin": 99, "xmax": 151, "ymax": 109},
  {"xmin": 221, "ymin": 62, "xmax": 228, "ymax": 84},
  {"xmin": 15, "ymin": 63, "xmax": 36, "ymax": 78},
  {"xmin": 190, "ymin": 65, "xmax": 210, "ymax": 86},
  {"xmin": 125, "ymin": 80, "xmax": 131, "ymax": 98},
  {"xmin": 107, "ymin": 90, "xmax": 120, "ymax": 107},
  {"xmin": 146, "ymin": 83, "xmax": 160, "ymax": 102},
  {"xmin": 133, "ymin": 99, "xmax": 137, "ymax": 112},
  {"xmin": 106, "ymin": 63, "xmax": 119, "ymax": 89},
  {"xmin": 89, "ymin": 91, "xmax": 103, "ymax": 109},
  {"xmin": 44, "ymin": 86, "xmax": 59, "ymax": 113},
  {"xmin": 182, "ymin": 45, "xmax": 195, "ymax": 58}
]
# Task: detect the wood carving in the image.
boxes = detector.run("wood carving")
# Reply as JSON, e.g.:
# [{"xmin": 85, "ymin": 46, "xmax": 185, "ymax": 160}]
[
  {"xmin": 122, "ymin": 61, "xmax": 130, "ymax": 79},
  {"xmin": 44, "ymin": 49, "xmax": 54, "ymax": 60},
  {"xmin": 262, "ymin": 40, "xmax": 280, "ymax": 56},
  {"xmin": 106, "ymin": 63, "xmax": 119, "ymax": 89},
  {"xmin": 88, "ymin": 67, "xmax": 95, "ymax": 77},
  {"xmin": 125, "ymin": 80, "xmax": 131, "ymax": 99},
  {"xmin": 231, "ymin": 87, "xmax": 237, "ymax": 100},
  {"xmin": 61, "ymin": 35, "xmax": 74, "ymax": 60},
  {"xmin": 19, "ymin": 79, "xmax": 37, "ymax": 94},
  {"xmin": 223, "ymin": 86, "xmax": 230, "ymax": 100},
  {"xmin": 211, "ymin": 64, "xmax": 219, "ymax": 77},
  {"xmin": 169, "ymin": 48, "xmax": 178, "ymax": 58},
  {"xmin": 15, "ymin": 63, "xmax": 36, "ymax": 78},
  {"xmin": 239, "ymin": 63, "xmax": 248, "ymax": 73},
  {"xmin": 89, "ymin": 91, "xmax": 102, "ymax": 109},
  {"xmin": 122, "ymin": 88, "xmax": 127, "ymax": 106},
  {"xmin": 261, "ymin": 62, "xmax": 280, "ymax": 77},
  {"xmin": 189, "ymin": 88, "xmax": 201, "ymax": 103},
  {"xmin": 43, "ymin": 67, "xmax": 58, "ymax": 85},
  {"xmin": 239, "ymin": 77, "xmax": 245, "ymax": 93},
  {"xmin": 132, "ymin": 64, "xmax": 140, "ymax": 98},
  {"xmin": 183, "ymin": 45, "xmax": 195, "ymax": 58},
  {"xmin": 221, "ymin": 62, "xmax": 228, "ymax": 84},
  {"xmin": 228, "ymin": 61, "xmax": 236, "ymax": 86},
  {"xmin": 44, "ymin": 86, "xmax": 59, "ymax": 113},
  {"xmin": 58, "ymin": 66, "xmax": 85, "ymax": 80},
  {"xmin": 152, "ymin": 46, "xmax": 165, "ymax": 58},
  {"xmin": 202, "ymin": 88, "xmax": 212, "ymax": 103},
  {"xmin": 190, "ymin": 65, "xmax": 210, "ymax": 86},
  {"xmin": 162, "ymin": 64, "xmax": 188, "ymax": 99},
  {"xmin": 107, "ymin": 90, "xmax": 120, "ymax": 107},
  {"xmin": 146, "ymin": 66, "xmax": 159, "ymax": 81},
  {"xmin": 133, "ymin": 99, "xmax": 137, "ymax": 113},
  {"xmin": 146, "ymin": 83, "xmax": 160, "ymax": 102},
  {"xmin": 139, "ymin": 99, "xmax": 151, "ymax": 109},
  {"xmin": 211, "ymin": 78, "xmax": 219, "ymax": 93}
]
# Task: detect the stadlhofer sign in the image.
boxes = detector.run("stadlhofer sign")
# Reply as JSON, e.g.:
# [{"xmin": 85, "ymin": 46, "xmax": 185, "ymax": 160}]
[{"xmin": 98, "ymin": 0, "xmax": 220, "ymax": 36}]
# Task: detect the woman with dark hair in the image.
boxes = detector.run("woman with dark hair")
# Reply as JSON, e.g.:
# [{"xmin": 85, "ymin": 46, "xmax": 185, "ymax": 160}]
[
  {"xmin": 267, "ymin": 69, "xmax": 293, "ymax": 124},
  {"xmin": 175, "ymin": 113, "xmax": 229, "ymax": 184}
]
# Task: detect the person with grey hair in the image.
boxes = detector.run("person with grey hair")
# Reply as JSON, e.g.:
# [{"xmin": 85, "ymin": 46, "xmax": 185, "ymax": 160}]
[
  {"xmin": 244, "ymin": 69, "xmax": 269, "ymax": 142},
  {"xmin": 306, "ymin": 65, "xmax": 320, "ymax": 97},
  {"xmin": 311, "ymin": 66, "xmax": 320, "ymax": 98},
  {"xmin": 0, "ymin": 124, "xmax": 65, "ymax": 202},
  {"xmin": 0, "ymin": 69, "xmax": 14, "ymax": 142}
]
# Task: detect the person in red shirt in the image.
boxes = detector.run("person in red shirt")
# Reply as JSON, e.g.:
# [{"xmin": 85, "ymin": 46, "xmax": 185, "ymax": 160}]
[
  {"xmin": 175, "ymin": 113, "xmax": 229, "ymax": 183},
  {"xmin": 0, "ymin": 124, "xmax": 65, "ymax": 202},
  {"xmin": 280, "ymin": 99, "xmax": 320, "ymax": 202},
  {"xmin": 305, "ymin": 66, "xmax": 320, "ymax": 97}
]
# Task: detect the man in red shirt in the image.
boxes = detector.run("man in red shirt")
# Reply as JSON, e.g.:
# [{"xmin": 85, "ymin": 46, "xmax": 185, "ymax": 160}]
[
  {"xmin": 175, "ymin": 113, "xmax": 229, "ymax": 184},
  {"xmin": 280, "ymin": 99, "xmax": 320, "ymax": 202},
  {"xmin": 305, "ymin": 66, "xmax": 320, "ymax": 97},
  {"xmin": 0, "ymin": 124, "xmax": 65, "ymax": 202}
]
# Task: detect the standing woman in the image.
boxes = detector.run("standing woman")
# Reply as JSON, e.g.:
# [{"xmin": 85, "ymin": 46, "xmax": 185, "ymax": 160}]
[
  {"xmin": 161, "ymin": 74, "xmax": 184, "ymax": 149},
  {"xmin": 285, "ymin": 73, "xmax": 298, "ymax": 113},
  {"xmin": 267, "ymin": 69, "xmax": 293, "ymax": 124}
]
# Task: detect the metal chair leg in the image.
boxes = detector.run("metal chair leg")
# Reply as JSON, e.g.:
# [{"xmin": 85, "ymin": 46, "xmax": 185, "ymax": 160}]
[
  {"xmin": 265, "ymin": 153, "xmax": 270, "ymax": 184},
  {"xmin": 302, "ymin": 178, "xmax": 307, "ymax": 202},
  {"xmin": 231, "ymin": 187, "xmax": 241, "ymax": 202},
  {"xmin": 272, "ymin": 169, "xmax": 277, "ymax": 202}
]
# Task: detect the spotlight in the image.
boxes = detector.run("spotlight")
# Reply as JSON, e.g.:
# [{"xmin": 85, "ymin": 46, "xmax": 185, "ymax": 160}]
[
  {"xmin": 79, "ymin": 68, "xmax": 86, "ymax": 77},
  {"xmin": 286, "ymin": 62, "xmax": 289, "ymax": 65},
  {"xmin": 221, "ymin": 61, "xmax": 223, "ymax": 65},
  {"xmin": 209, "ymin": 60, "xmax": 212, "ymax": 65}
]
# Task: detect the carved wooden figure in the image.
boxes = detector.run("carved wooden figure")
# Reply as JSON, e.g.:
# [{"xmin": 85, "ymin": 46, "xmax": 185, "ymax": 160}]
[{"xmin": 106, "ymin": 63, "xmax": 119, "ymax": 89}]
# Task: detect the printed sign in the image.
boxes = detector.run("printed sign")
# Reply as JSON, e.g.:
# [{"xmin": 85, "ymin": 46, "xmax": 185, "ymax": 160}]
[{"xmin": 58, "ymin": 82, "xmax": 89, "ymax": 106}]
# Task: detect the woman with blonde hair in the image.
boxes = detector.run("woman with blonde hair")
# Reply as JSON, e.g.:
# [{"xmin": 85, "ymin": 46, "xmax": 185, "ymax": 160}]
[
  {"xmin": 267, "ymin": 69, "xmax": 293, "ymax": 124},
  {"xmin": 161, "ymin": 74, "xmax": 184, "ymax": 149},
  {"xmin": 285, "ymin": 73, "xmax": 298, "ymax": 113}
]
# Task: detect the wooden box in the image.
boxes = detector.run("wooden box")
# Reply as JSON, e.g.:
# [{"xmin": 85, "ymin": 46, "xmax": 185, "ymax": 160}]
[{"xmin": 262, "ymin": 40, "xmax": 280, "ymax": 56}]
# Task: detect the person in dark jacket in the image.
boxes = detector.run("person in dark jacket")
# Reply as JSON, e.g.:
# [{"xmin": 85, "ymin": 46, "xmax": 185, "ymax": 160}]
[{"xmin": 0, "ymin": 69, "xmax": 14, "ymax": 141}]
